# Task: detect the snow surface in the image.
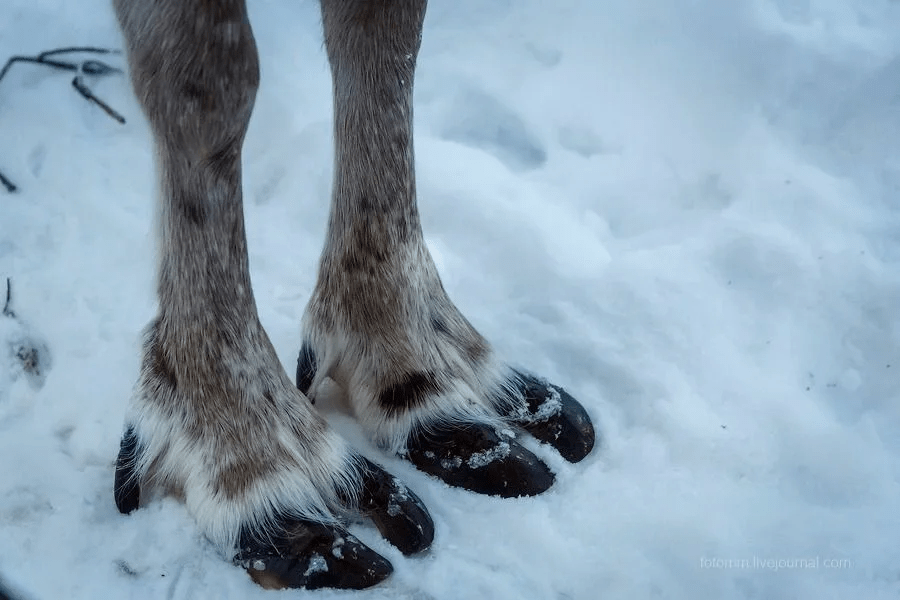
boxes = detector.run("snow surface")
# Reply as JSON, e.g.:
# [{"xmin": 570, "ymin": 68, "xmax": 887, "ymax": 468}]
[{"xmin": 2, "ymin": 0, "xmax": 900, "ymax": 598}]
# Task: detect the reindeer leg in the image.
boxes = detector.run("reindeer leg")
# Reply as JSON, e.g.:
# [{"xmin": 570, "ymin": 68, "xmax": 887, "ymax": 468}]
[
  {"xmin": 111, "ymin": 0, "xmax": 432, "ymax": 588},
  {"xmin": 300, "ymin": 0, "xmax": 595, "ymax": 498}
]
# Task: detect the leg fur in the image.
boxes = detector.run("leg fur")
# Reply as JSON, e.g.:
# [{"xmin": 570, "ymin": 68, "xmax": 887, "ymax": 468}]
[
  {"xmin": 302, "ymin": 0, "xmax": 594, "ymax": 495},
  {"xmin": 113, "ymin": 0, "xmax": 357, "ymax": 551},
  {"xmin": 306, "ymin": 0, "xmax": 505, "ymax": 449}
]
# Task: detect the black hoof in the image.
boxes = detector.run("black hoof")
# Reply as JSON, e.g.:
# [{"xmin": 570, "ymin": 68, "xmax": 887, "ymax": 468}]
[
  {"xmin": 295, "ymin": 343, "xmax": 318, "ymax": 398},
  {"xmin": 502, "ymin": 372, "xmax": 596, "ymax": 463},
  {"xmin": 236, "ymin": 519, "xmax": 392, "ymax": 590},
  {"xmin": 357, "ymin": 458, "xmax": 434, "ymax": 555},
  {"xmin": 114, "ymin": 426, "xmax": 140, "ymax": 514},
  {"xmin": 406, "ymin": 423, "xmax": 554, "ymax": 497}
]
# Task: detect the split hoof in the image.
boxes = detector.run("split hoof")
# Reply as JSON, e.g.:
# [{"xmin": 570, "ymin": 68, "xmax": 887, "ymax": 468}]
[
  {"xmin": 236, "ymin": 520, "xmax": 392, "ymax": 590},
  {"xmin": 113, "ymin": 431, "xmax": 434, "ymax": 590},
  {"xmin": 114, "ymin": 427, "xmax": 140, "ymax": 514},
  {"xmin": 503, "ymin": 372, "xmax": 596, "ymax": 463},
  {"xmin": 357, "ymin": 457, "xmax": 434, "ymax": 555},
  {"xmin": 406, "ymin": 423, "xmax": 554, "ymax": 497}
]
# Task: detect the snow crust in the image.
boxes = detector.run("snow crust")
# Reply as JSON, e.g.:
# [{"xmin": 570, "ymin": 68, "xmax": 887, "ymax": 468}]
[{"xmin": 2, "ymin": 0, "xmax": 899, "ymax": 598}]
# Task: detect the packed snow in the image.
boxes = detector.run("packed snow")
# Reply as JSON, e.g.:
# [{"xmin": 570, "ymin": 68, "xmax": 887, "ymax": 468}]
[{"xmin": 2, "ymin": 0, "xmax": 899, "ymax": 598}]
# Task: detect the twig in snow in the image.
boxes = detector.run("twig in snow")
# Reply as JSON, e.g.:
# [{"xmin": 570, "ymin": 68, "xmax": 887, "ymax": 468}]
[
  {"xmin": 3, "ymin": 277, "xmax": 13, "ymax": 318},
  {"xmin": 1, "ymin": 46, "xmax": 125, "ymax": 192}
]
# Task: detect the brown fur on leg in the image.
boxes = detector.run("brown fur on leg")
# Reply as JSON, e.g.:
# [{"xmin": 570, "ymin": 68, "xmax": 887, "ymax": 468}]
[{"xmin": 114, "ymin": 0, "xmax": 381, "ymax": 563}]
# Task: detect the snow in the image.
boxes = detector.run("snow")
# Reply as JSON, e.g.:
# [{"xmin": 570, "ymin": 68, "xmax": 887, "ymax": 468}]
[
  {"xmin": 466, "ymin": 442, "xmax": 511, "ymax": 470},
  {"xmin": 304, "ymin": 554, "xmax": 328, "ymax": 578},
  {"xmin": 1, "ymin": 0, "xmax": 899, "ymax": 599}
]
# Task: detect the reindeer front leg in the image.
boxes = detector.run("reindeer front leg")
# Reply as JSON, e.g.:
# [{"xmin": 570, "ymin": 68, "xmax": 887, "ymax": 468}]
[
  {"xmin": 301, "ymin": 0, "xmax": 595, "ymax": 497},
  {"xmin": 111, "ymin": 0, "xmax": 432, "ymax": 589}
]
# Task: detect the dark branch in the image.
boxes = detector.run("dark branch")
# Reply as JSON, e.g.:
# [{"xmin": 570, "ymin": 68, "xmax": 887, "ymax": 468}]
[
  {"xmin": 3, "ymin": 278, "xmax": 14, "ymax": 318},
  {"xmin": 72, "ymin": 76, "xmax": 126, "ymax": 124},
  {"xmin": 39, "ymin": 46, "xmax": 120, "ymax": 59},
  {"xmin": 0, "ymin": 171, "xmax": 16, "ymax": 193},
  {"xmin": 1, "ymin": 46, "xmax": 125, "ymax": 192},
  {"xmin": 0, "ymin": 55, "xmax": 78, "ymax": 82}
]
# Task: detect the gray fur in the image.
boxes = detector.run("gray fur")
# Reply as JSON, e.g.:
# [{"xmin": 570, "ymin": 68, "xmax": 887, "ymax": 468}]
[
  {"xmin": 114, "ymin": 0, "xmax": 359, "ymax": 554},
  {"xmin": 306, "ymin": 0, "xmax": 512, "ymax": 451}
]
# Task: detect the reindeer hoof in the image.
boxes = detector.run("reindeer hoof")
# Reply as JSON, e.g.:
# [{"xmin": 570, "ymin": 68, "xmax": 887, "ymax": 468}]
[
  {"xmin": 237, "ymin": 520, "xmax": 392, "ymax": 590},
  {"xmin": 500, "ymin": 372, "xmax": 596, "ymax": 463},
  {"xmin": 357, "ymin": 458, "xmax": 434, "ymax": 555},
  {"xmin": 114, "ymin": 427, "xmax": 141, "ymax": 514},
  {"xmin": 406, "ymin": 423, "xmax": 554, "ymax": 497}
]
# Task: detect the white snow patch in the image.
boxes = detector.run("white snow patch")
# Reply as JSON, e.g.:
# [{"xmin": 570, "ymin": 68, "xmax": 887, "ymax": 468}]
[
  {"xmin": 331, "ymin": 537, "xmax": 344, "ymax": 559},
  {"xmin": 303, "ymin": 554, "xmax": 328, "ymax": 577},
  {"xmin": 1, "ymin": 1, "xmax": 899, "ymax": 599},
  {"xmin": 440, "ymin": 456, "xmax": 463, "ymax": 470},
  {"xmin": 467, "ymin": 442, "xmax": 511, "ymax": 469}
]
